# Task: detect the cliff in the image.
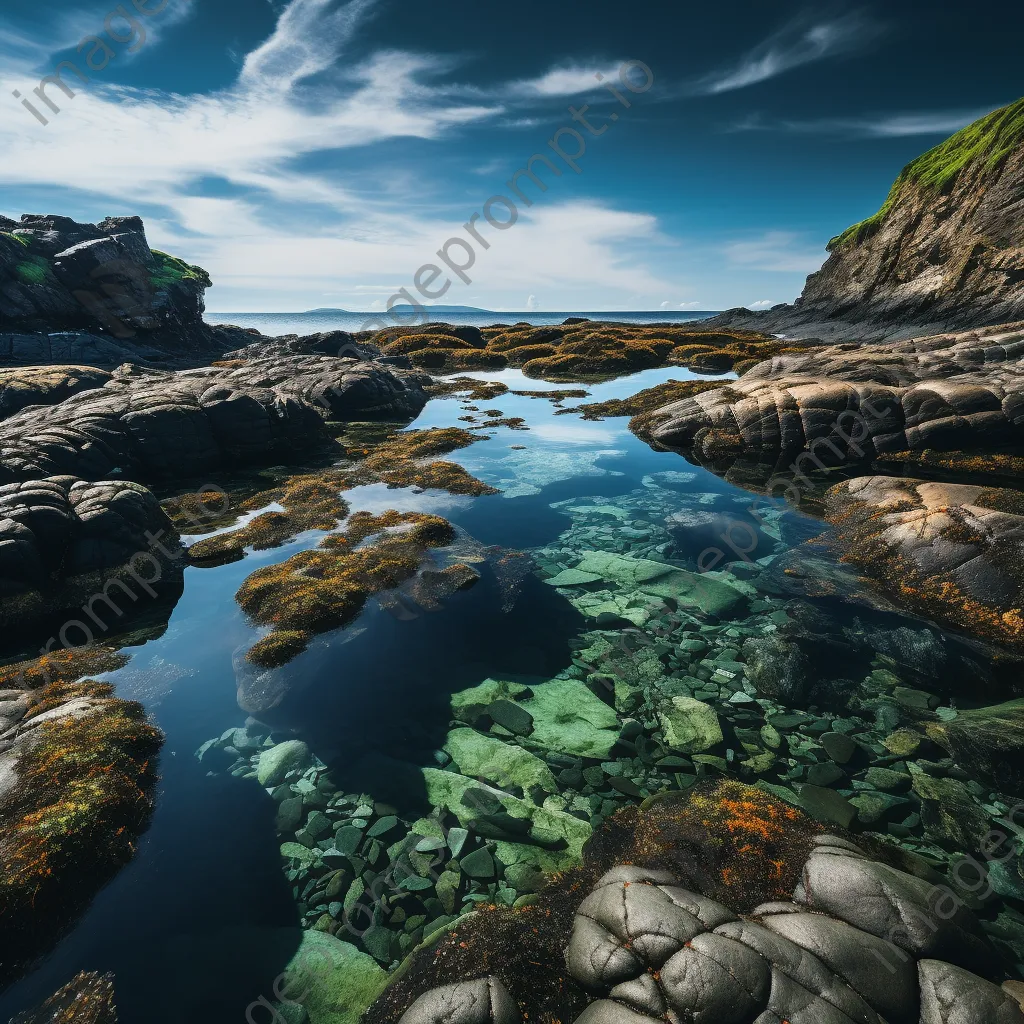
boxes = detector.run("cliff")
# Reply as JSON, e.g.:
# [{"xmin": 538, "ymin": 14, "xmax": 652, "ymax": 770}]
[
  {"xmin": 0, "ymin": 214, "xmax": 249, "ymax": 367},
  {"xmin": 706, "ymin": 97, "xmax": 1024, "ymax": 340}
]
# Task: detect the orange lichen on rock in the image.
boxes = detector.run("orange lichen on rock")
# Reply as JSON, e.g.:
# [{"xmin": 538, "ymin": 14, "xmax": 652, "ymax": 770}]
[
  {"xmin": 0, "ymin": 647, "xmax": 128, "ymax": 691},
  {"xmin": 364, "ymin": 782, "xmax": 835, "ymax": 1024}
]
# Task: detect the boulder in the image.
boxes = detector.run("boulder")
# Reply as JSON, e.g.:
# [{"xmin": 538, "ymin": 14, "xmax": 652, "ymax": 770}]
[
  {"xmin": 257, "ymin": 740, "xmax": 312, "ymax": 787},
  {"xmin": 518, "ymin": 679, "xmax": 621, "ymax": 759},
  {"xmin": 657, "ymin": 697, "xmax": 722, "ymax": 754}
]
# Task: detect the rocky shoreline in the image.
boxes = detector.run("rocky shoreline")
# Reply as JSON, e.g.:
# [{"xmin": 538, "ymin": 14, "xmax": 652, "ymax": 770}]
[{"xmin": 6, "ymin": 95, "xmax": 1024, "ymax": 1023}]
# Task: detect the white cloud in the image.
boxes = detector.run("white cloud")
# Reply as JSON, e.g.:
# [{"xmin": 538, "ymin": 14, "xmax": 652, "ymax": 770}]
[
  {"xmin": 0, "ymin": 0, "xmax": 502, "ymax": 216},
  {"xmin": 526, "ymin": 294, "xmax": 538, "ymax": 311},
  {"xmin": 724, "ymin": 232, "xmax": 826, "ymax": 274},
  {"xmin": 748, "ymin": 299, "xmax": 775, "ymax": 309},
  {"xmin": 693, "ymin": 10, "xmax": 882, "ymax": 95},
  {"xmin": 177, "ymin": 200, "xmax": 676, "ymax": 312},
  {"xmin": 512, "ymin": 64, "xmax": 622, "ymax": 97},
  {"xmin": 0, "ymin": 0, "xmax": 682, "ymax": 311},
  {"xmin": 662, "ymin": 300, "xmax": 704, "ymax": 310},
  {"xmin": 731, "ymin": 106, "xmax": 999, "ymax": 138}
]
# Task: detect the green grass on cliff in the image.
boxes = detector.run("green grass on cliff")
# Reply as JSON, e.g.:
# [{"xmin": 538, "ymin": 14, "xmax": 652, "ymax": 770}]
[
  {"xmin": 829, "ymin": 97, "xmax": 1024, "ymax": 250},
  {"xmin": 148, "ymin": 249, "xmax": 212, "ymax": 291}
]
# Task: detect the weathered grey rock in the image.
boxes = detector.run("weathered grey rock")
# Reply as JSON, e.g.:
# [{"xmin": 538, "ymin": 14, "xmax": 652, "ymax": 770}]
[
  {"xmin": 0, "ymin": 475, "xmax": 181, "ymax": 625},
  {"xmin": 566, "ymin": 866, "xmax": 735, "ymax": 990},
  {"xmin": 398, "ymin": 977, "xmax": 519, "ymax": 1024},
  {"xmin": 0, "ymin": 356, "xmax": 428, "ymax": 484},
  {"xmin": 564, "ymin": 837, "xmax": 1014, "ymax": 1024},
  {"xmin": 796, "ymin": 842, "xmax": 992, "ymax": 974},
  {"xmin": 918, "ymin": 960, "xmax": 1024, "ymax": 1023}
]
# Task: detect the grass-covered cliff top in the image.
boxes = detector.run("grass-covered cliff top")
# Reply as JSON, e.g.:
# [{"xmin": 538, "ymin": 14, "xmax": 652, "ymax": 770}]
[{"xmin": 829, "ymin": 96, "xmax": 1024, "ymax": 250}]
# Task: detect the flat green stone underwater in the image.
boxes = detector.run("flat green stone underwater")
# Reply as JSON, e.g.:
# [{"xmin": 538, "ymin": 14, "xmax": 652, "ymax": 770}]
[{"xmin": 2, "ymin": 366, "xmax": 1024, "ymax": 1022}]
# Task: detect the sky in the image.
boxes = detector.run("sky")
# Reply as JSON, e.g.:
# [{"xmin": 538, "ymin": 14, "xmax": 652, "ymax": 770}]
[{"xmin": 0, "ymin": 0, "xmax": 1021, "ymax": 313}]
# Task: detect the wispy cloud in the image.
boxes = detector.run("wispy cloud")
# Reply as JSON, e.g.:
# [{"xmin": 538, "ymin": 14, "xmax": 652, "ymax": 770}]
[
  {"xmin": 692, "ymin": 9, "xmax": 883, "ymax": 95},
  {"xmin": 511, "ymin": 63, "xmax": 622, "ymax": 97},
  {"xmin": 724, "ymin": 231, "xmax": 826, "ymax": 274},
  {"xmin": 730, "ymin": 106, "xmax": 999, "ymax": 138},
  {"xmin": 748, "ymin": 299, "xmax": 775, "ymax": 309}
]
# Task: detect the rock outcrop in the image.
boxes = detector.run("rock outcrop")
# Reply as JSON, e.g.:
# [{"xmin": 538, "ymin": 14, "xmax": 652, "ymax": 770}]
[
  {"xmin": 644, "ymin": 321, "xmax": 1024, "ymax": 466},
  {"xmin": 0, "ymin": 213, "xmax": 254, "ymax": 368},
  {"xmin": 700, "ymin": 98, "xmax": 1024, "ymax": 341},
  {"xmin": 0, "ymin": 356, "xmax": 429, "ymax": 486},
  {"xmin": 0, "ymin": 365, "xmax": 111, "ymax": 419},
  {"xmin": 0, "ymin": 476, "xmax": 180, "ymax": 628}
]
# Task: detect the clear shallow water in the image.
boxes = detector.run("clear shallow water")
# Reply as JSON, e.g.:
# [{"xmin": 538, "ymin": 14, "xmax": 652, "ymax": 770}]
[
  {"xmin": 204, "ymin": 310, "xmax": 718, "ymax": 336},
  {"xmin": 2, "ymin": 367, "xmax": 1022, "ymax": 1019}
]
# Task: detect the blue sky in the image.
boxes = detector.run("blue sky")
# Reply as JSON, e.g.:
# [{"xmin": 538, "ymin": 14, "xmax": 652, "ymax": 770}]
[{"xmin": 1, "ymin": 0, "xmax": 1021, "ymax": 313}]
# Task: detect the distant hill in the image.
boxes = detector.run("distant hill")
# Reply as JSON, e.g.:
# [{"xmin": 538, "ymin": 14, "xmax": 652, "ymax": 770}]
[
  {"xmin": 302, "ymin": 305, "xmax": 494, "ymax": 315},
  {"xmin": 388, "ymin": 304, "xmax": 493, "ymax": 314}
]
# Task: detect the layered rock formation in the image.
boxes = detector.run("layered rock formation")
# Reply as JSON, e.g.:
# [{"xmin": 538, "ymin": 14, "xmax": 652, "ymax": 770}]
[
  {"xmin": 0, "ymin": 213, "xmax": 253, "ymax": 367},
  {"xmin": 634, "ymin": 321, "xmax": 1024, "ymax": 647},
  {"xmin": 0, "ymin": 356, "xmax": 428, "ymax": 485},
  {"xmin": 0, "ymin": 476, "xmax": 180, "ymax": 628},
  {"xmin": 701, "ymin": 98, "xmax": 1024, "ymax": 341}
]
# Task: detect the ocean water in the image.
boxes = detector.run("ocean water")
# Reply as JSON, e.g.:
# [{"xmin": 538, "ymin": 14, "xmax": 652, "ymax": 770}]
[
  {"xmin": 204, "ymin": 310, "xmax": 719, "ymax": 336},
  {"xmin": 2, "ymin": 363, "xmax": 1022, "ymax": 1020}
]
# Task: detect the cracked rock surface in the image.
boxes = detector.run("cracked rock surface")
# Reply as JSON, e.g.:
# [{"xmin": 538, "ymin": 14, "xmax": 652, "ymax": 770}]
[
  {"xmin": 0, "ymin": 356, "xmax": 429, "ymax": 485},
  {"xmin": 398, "ymin": 977, "xmax": 520, "ymax": 1024},
  {"xmin": 565, "ymin": 837, "xmax": 1022, "ymax": 1024}
]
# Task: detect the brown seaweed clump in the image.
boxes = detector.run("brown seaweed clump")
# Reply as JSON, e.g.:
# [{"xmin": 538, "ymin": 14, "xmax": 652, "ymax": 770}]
[
  {"xmin": 187, "ymin": 470, "xmax": 353, "ymax": 566},
  {"xmin": 0, "ymin": 679, "xmax": 162, "ymax": 977},
  {"xmin": 371, "ymin": 322, "xmax": 805, "ymax": 381},
  {"xmin": 237, "ymin": 511, "xmax": 466, "ymax": 667},
  {"xmin": 363, "ymin": 781, "xmax": 828, "ymax": 1024},
  {"xmin": 187, "ymin": 428, "xmax": 495, "ymax": 566},
  {"xmin": 425, "ymin": 378, "xmax": 510, "ymax": 402},
  {"xmin": 355, "ymin": 428, "xmax": 497, "ymax": 495},
  {"xmin": 9, "ymin": 971, "xmax": 118, "ymax": 1024},
  {"xmin": 561, "ymin": 378, "xmax": 727, "ymax": 422}
]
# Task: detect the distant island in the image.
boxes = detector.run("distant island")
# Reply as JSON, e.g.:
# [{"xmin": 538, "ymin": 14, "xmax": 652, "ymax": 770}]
[{"xmin": 303, "ymin": 305, "xmax": 495, "ymax": 315}]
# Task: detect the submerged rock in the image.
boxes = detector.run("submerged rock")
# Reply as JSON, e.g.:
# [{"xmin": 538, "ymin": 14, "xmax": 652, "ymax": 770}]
[
  {"xmin": 257, "ymin": 740, "xmax": 312, "ymax": 787},
  {"xmin": 927, "ymin": 699, "xmax": 1024, "ymax": 793},
  {"xmin": 657, "ymin": 696, "xmax": 722, "ymax": 754},
  {"xmin": 517, "ymin": 679, "xmax": 621, "ymax": 759}
]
